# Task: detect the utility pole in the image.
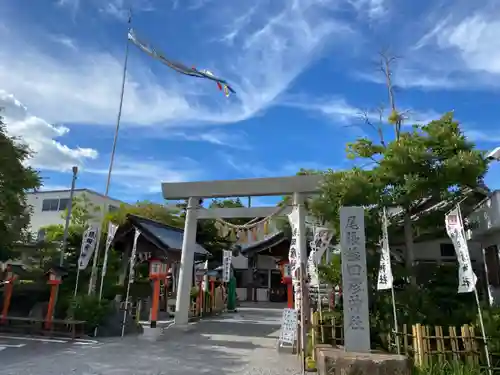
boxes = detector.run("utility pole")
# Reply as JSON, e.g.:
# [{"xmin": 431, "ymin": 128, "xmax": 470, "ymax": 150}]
[
  {"xmin": 53, "ymin": 166, "xmax": 78, "ymax": 319},
  {"xmin": 60, "ymin": 166, "xmax": 78, "ymax": 266}
]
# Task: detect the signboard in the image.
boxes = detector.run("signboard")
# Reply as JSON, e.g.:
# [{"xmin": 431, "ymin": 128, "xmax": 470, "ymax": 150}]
[
  {"xmin": 340, "ymin": 206, "xmax": 371, "ymax": 353},
  {"xmin": 222, "ymin": 250, "xmax": 232, "ymax": 282},
  {"xmin": 278, "ymin": 308, "xmax": 298, "ymax": 346}
]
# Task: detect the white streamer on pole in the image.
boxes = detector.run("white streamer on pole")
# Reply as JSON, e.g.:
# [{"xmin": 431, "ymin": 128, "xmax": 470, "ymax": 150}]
[
  {"xmin": 377, "ymin": 208, "xmax": 394, "ymax": 291},
  {"xmin": 446, "ymin": 205, "xmax": 492, "ymax": 374},
  {"xmin": 201, "ymin": 260, "xmax": 208, "ymax": 292},
  {"xmin": 308, "ymin": 227, "xmax": 333, "ymax": 288},
  {"xmin": 78, "ymin": 226, "xmax": 99, "ymax": 270},
  {"xmin": 121, "ymin": 229, "xmax": 141, "ymax": 337},
  {"xmin": 74, "ymin": 226, "xmax": 99, "ymax": 298},
  {"xmin": 445, "ymin": 207, "xmax": 477, "ymax": 293},
  {"xmin": 222, "ymin": 250, "xmax": 232, "ymax": 283},
  {"xmin": 98, "ymin": 222, "xmax": 119, "ymax": 300},
  {"xmin": 287, "ymin": 207, "xmax": 301, "ymax": 311},
  {"xmin": 376, "ymin": 207, "xmax": 400, "ymax": 354}
]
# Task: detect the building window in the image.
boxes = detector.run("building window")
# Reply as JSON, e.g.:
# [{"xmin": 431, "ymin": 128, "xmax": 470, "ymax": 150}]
[
  {"xmin": 37, "ymin": 229, "xmax": 46, "ymax": 242},
  {"xmin": 108, "ymin": 205, "xmax": 119, "ymax": 213},
  {"xmin": 254, "ymin": 269, "xmax": 269, "ymax": 288},
  {"xmin": 42, "ymin": 199, "xmax": 60, "ymax": 212},
  {"xmin": 42, "ymin": 198, "xmax": 70, "ymax": 212},
  {"xmin": 485, "ymin": 245, "xmax": 500, "ymax": 287},
  {"xmin": 234, "ymin": 269, "xmax": 245, "ymax": 288},
  {"xmin": 440, "ymin": 243, "xmax": 456, "ymax": 258},
  {"xmin": 58, "ymin": 198, "xmax": 70, "ymax": 211}
]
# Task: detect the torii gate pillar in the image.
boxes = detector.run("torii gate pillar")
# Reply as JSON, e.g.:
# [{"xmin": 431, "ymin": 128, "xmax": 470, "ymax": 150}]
[
  {"xmin": 161, "ymin": 175, "xmax": 322, "ymax": 328},
  {"xmin": 174, "ymin": 197, "xmax": 199, "ymax": 326}
]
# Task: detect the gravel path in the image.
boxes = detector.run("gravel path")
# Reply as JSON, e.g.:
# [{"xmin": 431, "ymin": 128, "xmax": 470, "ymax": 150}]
[{"xmin": 0, "ymin": 306, "xmax": 302, "ymax": 375}]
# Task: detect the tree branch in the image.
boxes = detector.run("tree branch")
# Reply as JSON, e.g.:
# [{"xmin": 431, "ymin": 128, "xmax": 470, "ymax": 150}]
[
  {"xmin": 358, "ymin": 108, "xmax": 387, "ymax": 148},
  {"xmin": 379, "ymin": 50, "xmax": 402, "ymax": 142}
]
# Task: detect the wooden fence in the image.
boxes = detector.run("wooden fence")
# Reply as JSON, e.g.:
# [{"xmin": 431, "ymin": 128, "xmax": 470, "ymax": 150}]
[
  {"xmin": 190, "ymin": 286, "xmax": 225, "ymax": 318},
  {"xmin": 310, "ymin": 313, "xmax": 500, "ymax": 371}
]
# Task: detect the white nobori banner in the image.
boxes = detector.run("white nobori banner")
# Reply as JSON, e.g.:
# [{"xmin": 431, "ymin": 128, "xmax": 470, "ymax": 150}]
[
  {"xmin": 377, "ymin": 208, "xmax": 394, "ymax": 291},
  {"xmin": 222, "ymin": 250, "xmax": 232, "ymax": 282},
  {"xmin": 308, "ymin": 227, "xmax": 334, "ymax": 287},
  {"xmin": 78, "ymin": 225, "xmax": 99, "ymax": 270},
  {"xmin": 287, "ymin": 207, "xmax": 302, "ymax": 311},
  {"xmin": 445, "ymin": 207, "xmax": 477, "ymax": 294},
  {"xmin": 128, "ymin": 229, "xmax": 141, "ymax": 284},
  {"xmin": 101, "ymin": 222, "xmax": 119, "ymax": 277}
]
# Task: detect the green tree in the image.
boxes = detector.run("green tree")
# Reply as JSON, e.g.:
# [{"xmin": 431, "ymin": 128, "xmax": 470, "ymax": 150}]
[
  {"xmin": 343, "ymin": 114, "xmax": 488, "ymax": 282},
  {"xmin": 0, "ymin": 113, "xmax": 41, "ymax": 261},
  {"xmin": 108, "ymin": 200, "xmax": 183, "ymax": 228},
  {"xmin": 315, "ymin": 54, "xmax": 488, "ymax": 283},
  {"xmin": 196, "ymin": 198, "xmax": 246, "ymax": 262}
]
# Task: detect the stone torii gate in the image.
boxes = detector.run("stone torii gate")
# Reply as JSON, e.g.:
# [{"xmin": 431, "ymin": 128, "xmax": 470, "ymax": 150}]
[{"xmin": 161, "ymin": 175, "xmax": 322, "ymax": 328}]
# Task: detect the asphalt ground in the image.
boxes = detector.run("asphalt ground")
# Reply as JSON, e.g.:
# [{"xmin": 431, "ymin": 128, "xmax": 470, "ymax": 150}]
[
  {"xmin": 0, "ymin": 307, "xmax": 301, "ymax": 375},
  {"xmin": 0, "ymin": 334, "xmax": 100, "ymax": 368}
]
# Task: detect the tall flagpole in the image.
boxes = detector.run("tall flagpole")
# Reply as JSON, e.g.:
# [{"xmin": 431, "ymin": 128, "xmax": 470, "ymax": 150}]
[{"xmin": 88, "ymin": 12, "xmax": 132, "ymax": 296}]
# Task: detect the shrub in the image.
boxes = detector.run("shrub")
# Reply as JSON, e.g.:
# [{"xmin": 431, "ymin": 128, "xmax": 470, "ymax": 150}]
[
  {"xmin": 67, "ymin": 294, "xmax": 111, "ymax": 333},
  {"xmin": 413, "ymin": 360, "xmax": 483, "ymax": 375}
]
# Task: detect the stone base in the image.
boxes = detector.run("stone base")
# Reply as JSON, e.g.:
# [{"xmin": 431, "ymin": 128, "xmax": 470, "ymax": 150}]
[
  {"xmin": 316, "ymin": 347, "xmax": 411, "ymax": 375},
  {"xmin": 140, "ymin": 327, "xmax": 163, "ymax": 341},
  {"xmin": 164, "ymin": 322, "xmax": 197, "ymax": 333}
]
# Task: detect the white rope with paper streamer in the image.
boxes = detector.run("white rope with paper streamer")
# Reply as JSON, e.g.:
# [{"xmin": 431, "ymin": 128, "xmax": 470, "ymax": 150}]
[{"xmin": 202, "ymin": 204, "xmax": 288, "ymax": 230}]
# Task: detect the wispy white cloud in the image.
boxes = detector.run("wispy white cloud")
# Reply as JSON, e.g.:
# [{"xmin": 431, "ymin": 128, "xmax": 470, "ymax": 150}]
[
  {"xmin": 465, "ymin": 129, "xmax": 500, "ymax": 144},
  {"xmin": 0, "ymin": 90, "xmax": 98, "ymax": 172},
  {"xmin": 348, "ymin": 0, "xmax": 388, "ymax": 21},
  {"xmin": 56, "ymin": 0, "xmax": 80, "ymax": 18},
  {"xmin": 283, "ymin": 95, "xmax": 444, "ymax": 127},
  {"xmin": 84, "ymin": 156, "xmax": 202, "ymax": 194},
  {"xmin": 355, "ymin": 1, "xmax": 500, "ymax": 90},
  {"xmin": 99, "ymin": 0, "xmax": 154, "ymax": 20},
  {"xmin": 220, "ymin": 151, "xmax": 334, "ymax": 177},
  {"xmin": 56, "ymin": 0, "xmax": 154, "ymax": 20},
  {"xmin": 160, "ymin": 129, "xmax": 252, "ymax": 149},
  {"xmin": 282, "ymin": 97, "xmax": 365, "ymax": 124},
  {"xmin": 49, "ymin": 34, "xmax": 77, "ymax": 50},
  {"xmin": 1, "ymin": 0, "xmax": 360, "ymax": 131}
]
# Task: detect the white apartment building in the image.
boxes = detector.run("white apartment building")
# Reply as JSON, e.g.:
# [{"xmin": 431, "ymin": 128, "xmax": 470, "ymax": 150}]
[{"xmin": 26, "ymin": 189, "xmax": 125, "ymax": 239}]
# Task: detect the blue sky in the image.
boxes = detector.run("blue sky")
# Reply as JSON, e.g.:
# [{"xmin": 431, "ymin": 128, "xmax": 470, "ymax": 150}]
[{"xmin": 1, "ymin": 0, "xmax": 500, "ymax": 205}]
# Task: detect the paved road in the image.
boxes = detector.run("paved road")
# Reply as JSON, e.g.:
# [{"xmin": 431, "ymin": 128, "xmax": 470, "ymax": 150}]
[
  {"xmin": 0, "ymin": 306, "xmax": 301, "ymax": 375},
  {"xmin": 0, "ymin": 334, "xmax": 100, "ymax": 365}
]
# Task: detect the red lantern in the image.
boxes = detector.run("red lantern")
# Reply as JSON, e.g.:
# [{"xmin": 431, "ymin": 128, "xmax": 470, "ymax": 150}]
[
  {"xmin": 148, "ymin": 258, "xmax": 166, "ymax": 328},
  {"xmin": 278, "ymin": 260, "xmax": 294, "ymax": 309},
  {"xmin": 149, "ymin": 259, "xmax": 162, "ymax": 280},
  {"xmin": 47, "ymin": 271, "xmax": 62, "ymax": 286}
]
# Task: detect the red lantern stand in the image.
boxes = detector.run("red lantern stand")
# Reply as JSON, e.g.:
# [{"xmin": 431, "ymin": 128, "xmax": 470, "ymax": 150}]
[
  {"xmin": 1, "ymin": 266, "xmax": 17, "ymax": 324},
  {"xmin": 278, "ymin": 260, "xmax": 293, "ymax": 309},
  {"xmin": 45, "ymin": 271, "xmax": 63, "ymax": 330},
  {"xmin": 148, "ymin": 259, "xmax": 167, "ymax": 328}
]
